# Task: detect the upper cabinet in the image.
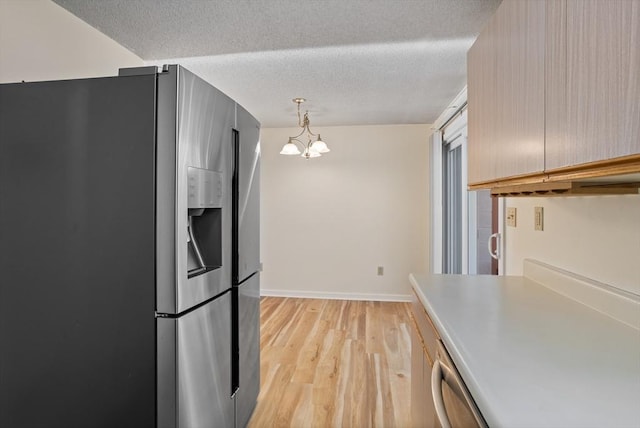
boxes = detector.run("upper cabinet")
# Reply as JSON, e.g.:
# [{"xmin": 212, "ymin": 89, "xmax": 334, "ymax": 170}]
[
  {"xmin": 468, "ymin": 0, "xmax": 545, "ymax": 184},
  {"xmin": 467, "ymin": 12, "xmax": 496, "ymax": 184},
  {"xmin": 547, "ymin": 0, "xmax": 640, "ymax": 171},
  {"xmin": 468, "ymin": 0, "xmax": 640, "ymax": 189}
]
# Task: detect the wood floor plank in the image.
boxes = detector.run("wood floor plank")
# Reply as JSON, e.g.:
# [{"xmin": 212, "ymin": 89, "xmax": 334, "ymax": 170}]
[
  {"xmin": 338, "ymin": 339, "xmax": 369, "ymax": 427},
  {"xmin": 291, "ymin": 318, "xmax": 330, "ymax": 384},
  {"xmin": 290, "ymin": 383, "xmax": 314, "ymax": 427},
  {"xmin": 248, "ymin": 297, "xmax": 412, "ymax": 428}
]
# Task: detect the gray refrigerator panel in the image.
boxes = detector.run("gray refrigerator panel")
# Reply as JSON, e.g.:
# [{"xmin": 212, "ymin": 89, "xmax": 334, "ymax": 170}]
[
  {"xmin": 234, "ymin": 106, "xmax": 261, "ymax": 284},
  {"xmin": 0, "ymin": 76, "xmax": 157, "ymax": 427},
  {"xmin": 157, "ymin": 292, "xmax": 234, "ymax": 428},
  {"xmin": 156, "ymin": 65, "xmax": 237, "ymax": 314},
  {"xmin": 236, "ymin": 274, "xmax": 261, "ymax": 427}
]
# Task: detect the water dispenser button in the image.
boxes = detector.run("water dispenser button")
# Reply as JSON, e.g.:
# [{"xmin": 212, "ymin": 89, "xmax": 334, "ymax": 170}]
[{"xmin": 187, "ymin": 166, "xmax": 223, "ymax": 209}]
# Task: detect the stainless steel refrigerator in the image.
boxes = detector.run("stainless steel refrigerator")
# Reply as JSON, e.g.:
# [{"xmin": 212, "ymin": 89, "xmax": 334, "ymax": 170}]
[{"xmin": 0, "ymin": 65, "xmax": 260, "ymax": 428}]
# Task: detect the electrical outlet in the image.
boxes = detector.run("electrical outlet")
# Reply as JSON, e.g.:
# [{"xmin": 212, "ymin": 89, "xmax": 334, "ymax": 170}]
[
  {"xmin": 534, "ymin": 206, "xmax": 544, "ymax": 231},
  {"xmin": 377, "ymin": 266, "xmax": 384, "ymax": 276},
  {"xmin": 506, "ymin": 207, "xmax": 517, "ymax": 227}
]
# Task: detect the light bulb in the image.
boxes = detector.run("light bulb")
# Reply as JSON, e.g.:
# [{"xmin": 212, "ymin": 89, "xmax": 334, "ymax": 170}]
[
  {"xmin": 280, "ymin": 140, "xmax": 301, "ymax": 155},
  {"xmin": 311, "ymin": 135, "xmax": 330, "ymax": 153},
  {"xmin": 301, "ymin": 147, "xmax": 321, "ymax": 159}
]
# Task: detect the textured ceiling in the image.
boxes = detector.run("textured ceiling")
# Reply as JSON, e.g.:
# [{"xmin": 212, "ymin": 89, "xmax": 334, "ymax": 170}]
[{"xmin": 52, "ymin": 0, "xmax": 501, "ymax": 127}]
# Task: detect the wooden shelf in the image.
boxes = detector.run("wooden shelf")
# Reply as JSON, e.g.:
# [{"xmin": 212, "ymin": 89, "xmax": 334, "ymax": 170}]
[
  {"xmin": 491, "ymin": 181, "xmax": 640, "ymax": 197},
  {"xmin": 469, "ymin": 154, "xmax": 640, "ymax": 194}
]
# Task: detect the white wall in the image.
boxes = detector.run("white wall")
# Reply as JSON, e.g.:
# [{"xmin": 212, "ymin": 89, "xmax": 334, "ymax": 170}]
[
  {"xmin": 261, "ymin": 125, "xmax": 431, "ymax": 301},
  {"xmin": 504, "ymin": 195, "xmax": 640, "ymax": 295},
  {"xmin": 0, "ymin": 0, "xmax": 143, "ymax": 83}
]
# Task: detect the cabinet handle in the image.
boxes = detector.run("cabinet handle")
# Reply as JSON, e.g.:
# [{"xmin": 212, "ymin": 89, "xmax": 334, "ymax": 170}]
[
  {"xmin": 487, "ymin": 232, "xmax": 500, "ymax": 260},
  {"xmin": 431, "ymin": 359, "xmax": 452, "ymax": 428}
]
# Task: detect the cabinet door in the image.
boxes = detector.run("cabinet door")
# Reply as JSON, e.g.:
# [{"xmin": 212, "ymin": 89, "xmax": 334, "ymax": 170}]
[
  {"xmin": 493, "ymin": 0, "xmax": 546, "ymax": 180},
  {"xmin": 411, "ymin": 319, "xmax": 439, "ymax": 427},
  {"xmin": 544, "ymin": 0, "xmax": 567, "ymax": 166},
  {"xmin": 422, "ymin": 349, "xmax": 438, "ymax": 427},
  {"xmin": 411, "ymin": 327, "xmax": 426, "ymax": 427},
  {"xmin": 468, "ymin": 0, "xmax": 546, "ymax": 184},
  {"xmin": 546, "ymin": 0, "xmax": 640, "ymax": 170},
  {"xmin": 467, "ymin": 11, "xmax": 497, "ymax": 184}
]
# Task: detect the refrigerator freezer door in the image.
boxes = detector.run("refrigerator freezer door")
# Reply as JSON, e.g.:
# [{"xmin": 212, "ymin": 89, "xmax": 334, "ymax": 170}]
[
  {"xmin": 233, "ymin": 106, "xmax": 261, "ymax": 284},
  {"xmin": 158, "ymin": 291, "xmax": 234, "ymax": 428},
  {"xmin": 236, "ymin": 274, "xmax": 261, "ymax": 427},
  {"xmin": 156, "ymin": 65, "xmax": 236, "ymax": 314}
]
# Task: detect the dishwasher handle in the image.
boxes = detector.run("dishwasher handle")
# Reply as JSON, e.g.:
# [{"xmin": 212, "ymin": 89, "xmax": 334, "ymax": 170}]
[
  {"xmin": 432, "ymin": 343, "xmax": 488, "ymax": 428},
  {"xmin": 431, "ymin": 359, "xmax": 452, "ymax": 428}
]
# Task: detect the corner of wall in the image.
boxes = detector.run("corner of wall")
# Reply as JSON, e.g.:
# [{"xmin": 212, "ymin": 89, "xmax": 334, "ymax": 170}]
[{"xmin": 0, "ymin": 0, "xmax": 144, "ymax": 83}]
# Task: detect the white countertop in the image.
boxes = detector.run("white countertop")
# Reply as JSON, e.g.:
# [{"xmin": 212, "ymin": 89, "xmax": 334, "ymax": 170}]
[{"xmin": 410, "ymin": 271, "xmax": 640, "ymax": 428}]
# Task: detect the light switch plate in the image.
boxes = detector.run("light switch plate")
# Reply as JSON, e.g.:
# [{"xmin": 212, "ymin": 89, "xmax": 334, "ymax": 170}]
[
  {"xmin": 506, "ymin": 207, "xmax": 517, "ymax": 227},
  {"xmin": 534, "ymin": 206, "xmax": 544, "ymax": 231}
]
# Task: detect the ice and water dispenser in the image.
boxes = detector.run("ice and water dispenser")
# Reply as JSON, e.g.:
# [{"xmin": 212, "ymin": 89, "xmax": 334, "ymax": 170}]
[{"xmin": 187, "ymin": 167, "xmax": 223, "ymax": 278}]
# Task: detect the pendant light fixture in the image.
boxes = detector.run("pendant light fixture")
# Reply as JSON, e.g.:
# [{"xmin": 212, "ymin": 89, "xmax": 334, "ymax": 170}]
[{"xmin": 280, "ymin": 98, "xmax": 330, "ymax": 159}]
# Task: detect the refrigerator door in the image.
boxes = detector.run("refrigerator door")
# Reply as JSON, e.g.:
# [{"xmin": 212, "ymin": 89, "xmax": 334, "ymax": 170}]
[
  {"xmin": 0, "ymin": 75, "xmax": 157, "ymax": 427},
  {"xmin": 156, "ymin": 65, "xmax": 236, "ymax": 314},
  {"xmin": 233, "ymin": 106, "xmax": 261, "ymax": 285},
  {"xmin": 236, "ymin": 274, "xmax": 261, "ymax": 427},
  {"xmin": 158, "ymin": 291, "xmax": 234, "ymax": 428}
]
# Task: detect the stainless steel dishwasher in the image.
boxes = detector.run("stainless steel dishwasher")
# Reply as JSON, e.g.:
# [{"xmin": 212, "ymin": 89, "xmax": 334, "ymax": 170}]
[{"xmin": 431, "ymin": 340, "xmax": 488, "ymax": 428}]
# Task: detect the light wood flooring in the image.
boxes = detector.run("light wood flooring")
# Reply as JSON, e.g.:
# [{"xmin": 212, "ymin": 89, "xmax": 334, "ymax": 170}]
[{"xmin": 247, "ymin": 297, "xmax": 412, "ymax": 428}]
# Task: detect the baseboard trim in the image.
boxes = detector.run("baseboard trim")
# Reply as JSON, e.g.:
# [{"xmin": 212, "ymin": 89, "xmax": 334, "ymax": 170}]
[{"xmin": 259, "ymin": 288, "xmax": 412, "ymax": 302}]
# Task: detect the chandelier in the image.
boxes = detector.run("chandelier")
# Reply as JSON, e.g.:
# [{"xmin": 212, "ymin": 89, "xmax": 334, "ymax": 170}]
[{"xmin": 279, "ymin": 98, "xmax": 330, "ymax": 159}]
